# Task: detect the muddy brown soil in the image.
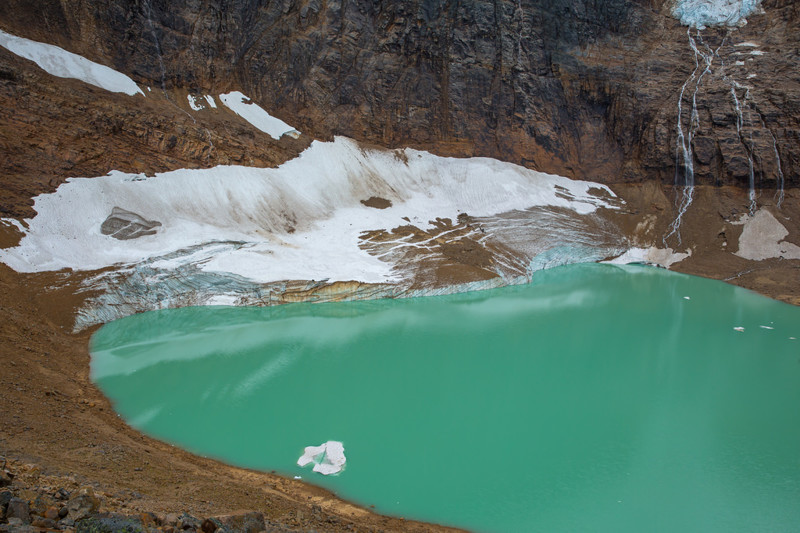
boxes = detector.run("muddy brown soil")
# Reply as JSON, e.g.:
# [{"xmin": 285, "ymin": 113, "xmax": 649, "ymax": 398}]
[{"xmin": 608, "ymin": 183, "xmax": 800, "ymax": 306}]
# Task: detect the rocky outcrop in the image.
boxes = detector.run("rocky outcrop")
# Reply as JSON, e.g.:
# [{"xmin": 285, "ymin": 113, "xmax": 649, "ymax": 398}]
[
  {"xmin": 101, "ymin": 207, "xmax": 162, "ymax": 240},
  {"xmin": 0, "ymin": 0, "xmax": 796, "ymax": 193}
]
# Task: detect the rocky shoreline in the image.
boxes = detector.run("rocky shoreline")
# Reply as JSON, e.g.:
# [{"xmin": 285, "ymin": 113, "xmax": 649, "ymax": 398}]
[{"xmin": 0, "ymin": 458, "xmax": 310, "ymax": 533}]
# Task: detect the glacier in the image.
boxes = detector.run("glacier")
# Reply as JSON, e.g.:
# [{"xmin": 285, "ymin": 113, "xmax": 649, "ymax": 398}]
[
  {"xmin": 671, "ymin": 0, "xmax": 763, "ymax": 29},
  {"xmin": 0, "ymin": 136, "xmax": 630, "ymax": 329}
]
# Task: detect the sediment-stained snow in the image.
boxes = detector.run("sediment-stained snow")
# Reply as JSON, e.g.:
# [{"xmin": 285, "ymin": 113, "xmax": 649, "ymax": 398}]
[
  {"xmin": 0, "ymin": 30, "xmax": 143, "ymax": 96},
  {"xmin": 220, "ymin": 91, "xmax": 300, "ymax": 139},
  {"xmin": 604, "ymin": 246, "xmax": 690, "ymax": 268},
  {"xmin": 735, "ymin": 209, "xmax": 800, "ymax": 261},
  {"xmin": 0, "ymin": 137, "xmax": 619, "ymax": 285},
  {"xmin": 671, "ymin": 0, "xmax": 763, "ymax": 29}
]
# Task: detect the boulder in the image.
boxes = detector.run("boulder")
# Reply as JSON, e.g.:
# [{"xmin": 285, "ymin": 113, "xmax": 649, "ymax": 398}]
[
  {"xmin": 177, "ymin": 513, "xmax": 201, "ymax": 531},
  {"xmin": 66, "ymin": 489, "xmax": 100, "ymax": 521},
  {"xmin": 6, "ymin": 498, "xmax": 30, "ymax": 524},
  {"xmin": 29, "ymin": 494, "xmax": 54, "ymax": 517},
  {"xmin": 100, "ymin": 207, "xmax": 162, "ymax": 240},
  {"xmin": 75, "ymin": 513, "xmax": 145, "ymax": 533},
  {"xmin": 202, "ymin": 511, "xmax": 266, "ymax": 533}
]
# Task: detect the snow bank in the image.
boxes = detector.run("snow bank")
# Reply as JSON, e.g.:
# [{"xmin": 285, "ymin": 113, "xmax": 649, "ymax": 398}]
[
  {"xmin": 220, "ymin": 91, "xmax": 300, "ymax": 139},
  {"xmin": 671, "ymin": 0, "xmax": 763, "ymax": 29},
  {"xmin": 0, "ymin": 30, "xmax": 143, "ymax": 96},
  {"xmin": 297, "ymin": 441, "xmax": 346, "ymax": 475},
  {"xmin": 604, "ymin": 246, "xmax": 690, "ymax": 268},
  {"xmin": 0, "ymin": 137, "xmax": 618, "ymax": 285}
]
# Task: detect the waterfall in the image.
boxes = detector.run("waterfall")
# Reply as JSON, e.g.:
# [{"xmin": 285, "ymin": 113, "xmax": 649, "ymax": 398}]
[
  {"xmin": 729, "ymin": 84, "xmax": 757, "ymax": 215},
  {"xmin": 664, "ymin": 29, "xmax": 717, "ymax": 247},
  {"xmin": 770, "ymin": 131, "xmax": 785, "ymax": 207}
]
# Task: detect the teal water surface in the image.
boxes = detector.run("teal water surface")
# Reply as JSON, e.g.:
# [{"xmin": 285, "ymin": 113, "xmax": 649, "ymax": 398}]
[{"xmin": 90, "ymin": 264, "xmax": 800, "ymax": 532}]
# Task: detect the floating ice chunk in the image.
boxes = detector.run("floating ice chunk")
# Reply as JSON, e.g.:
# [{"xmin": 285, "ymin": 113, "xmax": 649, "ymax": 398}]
[
  {"xmin": 0, "ymin": 30, "xmax": 143, "ymax": 96},
  {"xmin": 759, "ymin": 325, "xmax": 774, "ymax": 330},
  {"xmin": 297, "ymin": 441, "xmax": 346, "ymax": 475},
  {"xmin": 734, "ymin": 327, "xmax": 745, "ymax": 332},
  {"xmin": 671, "ymin": 0, "xmax": 763, "ymax": 29},
  {"xmin": 683, "ymin": 296, "xmax": 691, "ymax": 300},
  {"xmin": 219, "ymin": 91, "xmax": 300, "ymax": 139}
]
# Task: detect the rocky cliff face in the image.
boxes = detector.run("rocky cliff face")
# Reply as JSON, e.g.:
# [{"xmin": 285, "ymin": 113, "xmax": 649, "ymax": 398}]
[{"xmin": 0, "ymin": 0, "xmax": 798, "ymax": 202}]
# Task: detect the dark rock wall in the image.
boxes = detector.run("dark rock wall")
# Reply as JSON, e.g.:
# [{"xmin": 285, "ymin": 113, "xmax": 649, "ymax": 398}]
[{"xmin": 0, "ymin": 0, "xmax": 797, "ymax": 187}]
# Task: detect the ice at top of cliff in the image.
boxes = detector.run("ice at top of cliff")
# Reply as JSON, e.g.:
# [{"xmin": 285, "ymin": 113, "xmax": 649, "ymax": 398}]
[
  {"xmin": 671, "ymin": 0, "xmax": 763, "ymax": 29},
  {"xmin": 0, "ymin": 137, "xmax": 618, "ymax": 285},
  {"xmin": 0, "ymin": 30, "xmax": 143, "ymax": 96},
  {"xmin": 220, "ymin": 91, "xmax": 299, "ymax": 139}
]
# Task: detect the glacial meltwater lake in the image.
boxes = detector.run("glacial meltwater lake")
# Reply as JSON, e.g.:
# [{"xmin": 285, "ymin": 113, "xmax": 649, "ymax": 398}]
[{"xmin": 90, "ymin": 263, "xmax": 800, "ymax": 532}]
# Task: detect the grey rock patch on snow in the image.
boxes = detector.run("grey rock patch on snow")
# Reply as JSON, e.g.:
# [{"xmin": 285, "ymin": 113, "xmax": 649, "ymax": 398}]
[{"xmin": 101, "ymin": 207, "xmax": 162, "ymax": 240}]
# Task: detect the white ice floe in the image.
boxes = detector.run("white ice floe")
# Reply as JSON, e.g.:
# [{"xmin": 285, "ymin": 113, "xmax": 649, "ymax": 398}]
[
  {"xmin": 0, "ymin": 137, "xmax": 619, "ymax": 285},
  {"xmin": 759, "ymin": 325, "xmax": 774, "ymax": 330},
  {"xmin": 297, "ymin": 441, "xmax": 346, "ymax": 475},
  {"xmin": 671, "ymin": 0, "xmax": 763, "ymax": 29},
  {"xmin": 0, "ymin": 30, "xmax": 143, "ymax": 96},
  {"xmin": 220, "ymin": 91, "xmax": 300, "ymax": 139},
  {"xmin": 734, "ymin": 208, "xmax": 800, "ymax": 261},
  {"xmin": 604, "ymin": 246, "xmax": 690, "ymax": 268},
  {"xmin": 734, "ymin": 326, "xmax": 745, "ymax": 332}
]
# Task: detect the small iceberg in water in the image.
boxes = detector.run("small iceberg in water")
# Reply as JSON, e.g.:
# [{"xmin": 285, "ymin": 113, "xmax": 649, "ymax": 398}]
[{"xmin": 297, "ymin": 441, "xmax": 346, "ymax": 475}]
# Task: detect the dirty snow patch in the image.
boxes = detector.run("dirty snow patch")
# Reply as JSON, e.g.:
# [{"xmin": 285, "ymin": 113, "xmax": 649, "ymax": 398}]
[
  {"xmin": 671, "ymin": 0, "xmax": 763, "ymax": 29},
  {"xmin": 605, "ymin": 246, "xmax": 690, "ymax": 268},
  {"xmin": 297, "ymin": 441, "xmax": 346, "ymax": 475},
  {"xmin": 220, "ymin": 91, "xmax": 300, "ymax": 139},
  {"xmin": 204, "ymin": 95, "xmax": 217, "ymax": 108},
  {"xmin": 735, "ymin": 208, "xmax": 800, "ymax": 261},
  {"xmin": 0, "ymin": 30, "xmax": 143, "ymax": 96}
]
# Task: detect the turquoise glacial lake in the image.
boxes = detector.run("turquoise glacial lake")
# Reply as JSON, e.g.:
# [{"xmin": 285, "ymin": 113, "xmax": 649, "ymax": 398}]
[{"xmin": 90, "ymin": 263, "xmax": 800, "ymax": 532}]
